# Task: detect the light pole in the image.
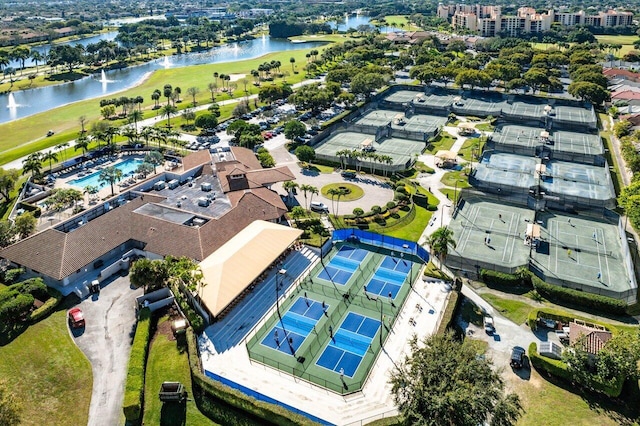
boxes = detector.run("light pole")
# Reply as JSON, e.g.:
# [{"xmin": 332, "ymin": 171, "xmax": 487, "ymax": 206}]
[
  {"xmin": 440, "ymin": 204, "xmax": 452, "ymax": 228},
  {"xmin": 276, "ymin": 268, "xmax": 287, "ymax": 330}
]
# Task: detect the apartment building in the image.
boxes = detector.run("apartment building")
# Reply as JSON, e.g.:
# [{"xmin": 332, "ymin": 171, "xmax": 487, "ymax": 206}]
[{"xmin": 439, "ymin": 4, "xmax": 634, "ymax": 37}]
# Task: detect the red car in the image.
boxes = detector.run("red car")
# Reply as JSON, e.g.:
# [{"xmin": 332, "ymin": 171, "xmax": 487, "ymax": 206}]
[{"xmin": 68, "ymin": 308, "xmax": 85, "ymax": 328}]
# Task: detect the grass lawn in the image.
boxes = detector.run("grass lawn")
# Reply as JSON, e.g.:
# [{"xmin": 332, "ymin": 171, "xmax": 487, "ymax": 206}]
[
  {"xmin": 0, "ymin": 47, "xmax": 329, "ymax": 166},
  {"xmin": 426, "ymin": 132, "xmax": 456, "ymax": 154},
  {"xmin": 381, "ymin": 15, "xmax": 422, "ymax": 31},
  {"xmin": 439, "ymin": 187, "xmax": 459, "ymax": 202},
  {"xmin": 304, "ymin": 163, "xmax": 334, "ymax": 174},
  {"xmin": 0, "ymin": 307, "xmax": 92, "ymax": 425},
  {"xmin": 440, "ymin": 170, "xmax": 470, "ymax": 188},
  {"xmin": 457, "ymin": 137, "xmax": 483, "ymax": 160},
  {"xmin": 513, "ymin": 368, "xmax": 629, "ymax": 426},
  {"xmin": 479, "ymin": 294, "xmax": 532, "ymax": 325},
  {"xmin": 423, "ymin": 261, "xmax": 451, "ymax": 281},
  {"xmin": 320, "ymin": 182, "xmax": 364, "ymax": 201},
  {"xmin": 475, "ymin": 123, "xmax": 494, "ymax": 132},
  {"xmin": 595, "ymin": 34, "xmax": 639, "ymax": 45},
  {"xmin": 143, "ymin": 316, "xmax": 215, "ymax": 426},
  {"xmin": 381, "ymin": 204, "xmax": 432, "ymax": 241}
]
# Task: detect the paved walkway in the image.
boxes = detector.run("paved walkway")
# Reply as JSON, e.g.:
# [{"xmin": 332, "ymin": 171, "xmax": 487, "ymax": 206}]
[
  {"xmin": 71, "ymin": 275, "xmax": 143, "ymax": 426},
  {"xmin": 200, "ymin": 272, "xmax": 451, "ymax": 426}
]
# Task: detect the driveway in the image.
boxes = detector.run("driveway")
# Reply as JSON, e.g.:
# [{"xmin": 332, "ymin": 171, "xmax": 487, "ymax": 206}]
[
  {"xmin": 458, "ymin": 285, "xmax": 551, "ymax": 383},
  {"xmin": 70, "ymin": 274, "xmax": 143, "ymax": 426}
]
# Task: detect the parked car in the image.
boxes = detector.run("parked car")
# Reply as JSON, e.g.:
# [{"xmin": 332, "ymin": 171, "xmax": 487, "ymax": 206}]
[
  {"xmin": 46, "ymin": 130, "xmax": 55, "ymax": 137},
  {"xmin": 510, "ymin": 346, "xmax": 526, "ymax": 369},
  {"xmin": 68, "ymin": 307, "xmax": 85, "ymax": 328},
  {"xmin": 310, "ymin": 201, "xmax": 329, "ymax": 213},
  {"xmin": 483, "ymin": 315, "xmax": 495, "ymax": 334},
  {"xmin": 539, "ymin": 318, "xmax": 558, "ymax": 329}
]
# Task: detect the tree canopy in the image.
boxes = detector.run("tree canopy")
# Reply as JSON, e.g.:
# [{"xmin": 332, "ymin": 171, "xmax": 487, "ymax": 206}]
[{"xmin": 390, "ymin": 332, "xmax": 523, "ymax": 426}]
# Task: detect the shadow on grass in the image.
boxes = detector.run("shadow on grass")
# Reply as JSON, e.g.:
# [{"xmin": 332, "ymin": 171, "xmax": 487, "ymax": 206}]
[
  {"xmin": 533, "ymin": 365, "xmax": 640, "ymax": 425},
  {"xmin": 160, "ymin": 401, "xmax": 187, "ymax": 426},
  {"xmin": 193, "ymin": 385, "xmax": 263, "ymax": 426},
  {"xmin": 0, "ymin": 293, "xmax": 79, "ymax": 347}
]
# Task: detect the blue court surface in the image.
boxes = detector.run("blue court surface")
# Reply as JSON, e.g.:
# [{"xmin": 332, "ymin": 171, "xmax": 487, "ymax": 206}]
[
  {"xmin": 316, "ymin": 312, "xmax": 380, "ymax": 377},
  {"xmin": 335, "ymin": 245, "xmax": 369, "ymax": 262},
  {"xmin": 364, "ymin": 257, "xmax": 411, "ymax": 299},
  {"xmin": 318, "ymin": 253, "xmax": 360, "ymax": 285},
  {"xmin": 261, "ymin": 297, "xmax": 327, "ymax": 355}
]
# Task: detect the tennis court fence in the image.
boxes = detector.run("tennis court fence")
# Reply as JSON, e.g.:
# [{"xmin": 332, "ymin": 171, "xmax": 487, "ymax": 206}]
[{"xmin": 332, "ymin": 229, "xmax": 430, "ymax": 264}]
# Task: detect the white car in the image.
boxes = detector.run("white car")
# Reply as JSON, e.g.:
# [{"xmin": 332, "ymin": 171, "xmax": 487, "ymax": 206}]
[{"xmin": 310, "ymin": 201, "xmax": 329, "ymax": 213}]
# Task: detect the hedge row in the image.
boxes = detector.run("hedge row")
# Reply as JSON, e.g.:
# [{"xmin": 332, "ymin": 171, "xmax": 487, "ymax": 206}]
[
  {"xmin": 436, "ymin": 290, "xmax": 460, "ymax": 336},
  {"xmin": 29, "ymin": 287, "xmax": 63, "ymax": 323},
  {"xmin": 526, "ymin": 307, "xmax": 619, "ymax": 335},
  {"xmin": 479, "ymin": 269, "xmax": 522, "ymax": 287},
  {"xmin": 528, "ymin": 342, "xmax": 572, "ymax": 381},
  {"xmin": 479, "ymin": 269, "xmax": 627, "ymax": 315},
  {"xmin": 530, "ymin": 275, "xmax": 627, "ymax": 315},
  {"xmin": 123, "ymin": 307, "xmax": 153, "ymax": 423},
  {"xmin": 186, "ymin": 329, "xmax": 320, "ymax": 426}
]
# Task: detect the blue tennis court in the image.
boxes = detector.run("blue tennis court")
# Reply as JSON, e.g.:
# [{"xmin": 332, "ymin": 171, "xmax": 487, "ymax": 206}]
[
  {"xmin": 380, "ymin": 256, "xmax": 413, "ymax": 274},
  {"xmin": 261, "ymin": 297, "xmax": 327, "ymax": 355},
  {"xmin": 316, "ymin": 312, "xmax": 380, "ymax": 377},
  {"xmin": 364, "ymin": 257, "xmax": 411, "ymax": 299},
  {"xmin": 335, "ymin": 245, "xmax": 368, "ymax": 262},
  {"xmin": 318, "ymin": 253, "xmax": 360, "ymax": 285}
]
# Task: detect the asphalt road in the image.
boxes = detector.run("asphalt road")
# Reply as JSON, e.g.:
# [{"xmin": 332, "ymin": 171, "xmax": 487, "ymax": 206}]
[{"xmin": 70, "ymin": 274, "xmax": 142, "ymax": 426}]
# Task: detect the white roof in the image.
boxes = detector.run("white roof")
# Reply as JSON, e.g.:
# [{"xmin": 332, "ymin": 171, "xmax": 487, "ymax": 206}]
[{"xmin": 199, "ymin": 220, "xmax": 302, "ymax": 317}]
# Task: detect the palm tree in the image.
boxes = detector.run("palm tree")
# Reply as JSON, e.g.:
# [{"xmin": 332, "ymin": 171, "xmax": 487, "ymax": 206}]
[
  {"xmin": 56, "ymin": 141, "xmax": 69, "ymax": 162},
  {"xmin": 31, "ymin": 50, "xmax": 43, "ymax": 73},
  {"xmin": 128, "ymin": 109, "xmax": 143, "ymax": 133},
  {"xmin": 427, "ymin": 226, "xmax": 456, "ymax": 263},
  {"xmin": 75, "ymin": 135, "xmax": 90, "ymax": 155},
  {"xmin": 139, "ymin": 126, "xmax": 154, "ymax": 147},
  {"xmin": 308, "ymin": 185, "xmax": 319, "ymax": 210},
  {"xmin": 327, "ymin": 187, "xmax": 347, "ymax": 218},
  {"xmin": 84, "ymin": 185, "xmax": 99, "ymax": 204},
  {"xmin": 300, "ymin": 184, "xmax": 315, "ymax": 211},
  {"xmin": 290, "ymin": 57, "xmax": 295, "ymax": 72},
  {"xmin": 207, "ymin": 82, "xmax": 217, "ymax": 101},
  {"xmin": 186, "ymin": 86, "xmax": 199, "ymax": 105},
  {"xmin": 282, "ymin": 180, "xmax": 298, "ymax": 203},
  {"xmin": 42, "ymin": 150, "xmax": 58, "ymax": 172},
  {"xmin": 98, "ymin": 166, "xmax": 123, "ymax": 196},
  {"xmin": 22, "ymin": 152, "xmax": 43, "ymax": 178},
  {"xmin": 161, "ymin": 104, "xmax": 178, "ymax": 128}
]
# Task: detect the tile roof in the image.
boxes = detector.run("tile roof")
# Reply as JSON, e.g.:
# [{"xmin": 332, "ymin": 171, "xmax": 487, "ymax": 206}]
[
  {"xmin": 611, "ymin": 90, "xmax": 640, "ymax": 100},
  {"xmin": 603, "ymin": 68, "xmax": 640, "ymax": 79},
  {"xmin": 182, "ymin": 149, "xmax": 212, "ymax": 171},
  {"xmin": 569, "ymin": 321, "xmax": 612, "ymax": 355},
  {"xmin": 0, "ymin": 148, "xmax": 292, "ymax": 281}
]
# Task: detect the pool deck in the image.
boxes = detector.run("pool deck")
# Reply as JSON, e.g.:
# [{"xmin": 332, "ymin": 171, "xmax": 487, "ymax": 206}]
[{"xmin": 199, "ymin": 274, "xmax": 451, "ymax": 426}]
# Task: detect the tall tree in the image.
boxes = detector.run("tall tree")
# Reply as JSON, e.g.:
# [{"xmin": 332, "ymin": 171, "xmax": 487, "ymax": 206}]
[
  {"xmin": 98, "ymin": 166, "xmax": 123, "ymax": 196},
  {"xmin": 390, "ymin": 332, "xmax": 523, "ymax": 426},
  {"xmin": 0, "ymin": 168, "xmax": 20, "ymax": 203},
  {"xmin": 14, "ymin": 212, "xmax": 36, "ymax": 239},
  {"xmin": 42, "ymin": 150, "xmax": 58, "ymax": 173},
  {"xmin": 427, "ymin": 226, "xmax": 456, "ymax": 262}
]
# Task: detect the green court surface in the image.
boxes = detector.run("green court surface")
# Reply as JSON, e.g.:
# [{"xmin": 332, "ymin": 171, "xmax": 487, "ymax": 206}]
[
  {"xmin": 447, "ymin": 197, "xmax": 535, "ymax": 271},
  {"xmin": 505, "ymin": 101, "xmax": 544, "ymax": 119},
  {"xmin": 383, "ymin": 90, "xmax": 422, "ymax": 104},
  {"xmin": 315, "ymin": 131, "xmax": 423, "ymax": 167},
  {"xmin": 530, "ymin": 212, "xmax": 633, "ymax": 296},
  {"xmin": 554, "ymin": 105, "xmax": 597, "ymax": 126},
  {"xmin": 492, "ymin": 124, "xmax": 603, "ymax": 156},
  {"xmin": 246, "ymin": 242, "xmax": 422, "ymax": 394},
  {"xmin": 397, "ymin": 114, "xmax": 447, "ymax": 134},
  {"xmin": 452, "ymin": 96, "xmax": 504, "ymax": 115},
  {"xmin": 354, "ymin": 109, "xmax": 399, "ymax": 127}
]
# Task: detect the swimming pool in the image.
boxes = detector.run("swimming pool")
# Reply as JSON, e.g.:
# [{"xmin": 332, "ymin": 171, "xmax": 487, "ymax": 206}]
[{"xmin": 68, "ymin": 158, "xmax": 143, "ymax": 189}]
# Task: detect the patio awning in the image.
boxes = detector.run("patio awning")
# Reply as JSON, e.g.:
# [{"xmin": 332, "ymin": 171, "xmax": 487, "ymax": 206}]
[
  {"xmin": 198, "ymin": 220, "xmax": 303, "ymax": 318},
  {"xmin": 526, "ymin": 223, "xmax": 541, "ymax": 239}
]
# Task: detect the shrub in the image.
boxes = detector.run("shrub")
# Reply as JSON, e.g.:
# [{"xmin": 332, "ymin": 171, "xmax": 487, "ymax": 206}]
[
  {"xmin": 426, "ymin": 204, "xmax": 438, "ymax": 211},
  {"xmin": 2, "ymin": 267, "xmax": 24, "ymax": 284},
  {"xmin": 386, "ymin": 201, "xmax": 396, "ymax": 209},
  {"xmin": 0, "ymin": 293, "xmax": 34, "ymax": 323},
  {"xmin": 29, "ymin": 287, "xmax": 63, "ymax": 323},
  {"xmin": 530, "ymin": 275, "xmax": 627, "ymax": 315},
  {"xmin": 123, "ymin": 308, "xmax": 153, "ymax": 423},
  {"xmin": 479, "ymin": 269, "xmax": 521, "ymax": 287},
  {"xmin": 436, "ymin": 291, "xmax": 460, "ymax": 335},
  {"xmin": 173, "ymin": 285, "xmax": 205, "ymax": 333},
  {"xmin": 528, "ymin": 342, "xmax": 572, "ymax": 381},
  {"xmin": 12, "ymin": 277, "xmax": 48, "ymax": 300}
]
